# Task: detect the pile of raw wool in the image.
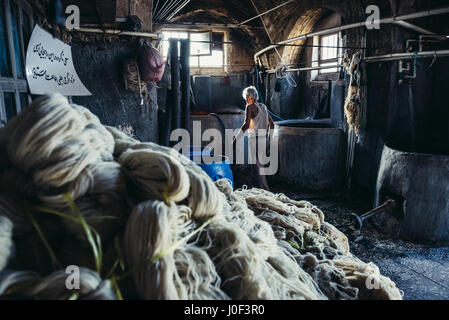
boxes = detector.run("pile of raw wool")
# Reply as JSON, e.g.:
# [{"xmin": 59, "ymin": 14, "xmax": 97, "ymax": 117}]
[{"xmin": 0, "ymin": 94, "xmax": 403, "ymax": 300}]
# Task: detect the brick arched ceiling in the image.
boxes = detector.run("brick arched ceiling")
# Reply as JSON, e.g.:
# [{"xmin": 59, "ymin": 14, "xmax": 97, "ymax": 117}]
[
  {"xmin": 170, "ymin": 0, "xmax": 401, "ymax": 68},
  {"xmin": 172, "ymin": 0, "xmax": 335, "ymax": 67}
]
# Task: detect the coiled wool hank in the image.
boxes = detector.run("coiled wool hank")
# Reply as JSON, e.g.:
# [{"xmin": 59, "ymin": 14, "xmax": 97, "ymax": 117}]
[
  {"xmin": 1, "ymin": 94, "xmax": 114, "ymax": 191},
  {"xmin": 119, "ymin": 149, "xmax": 190, "ymax": 203},
  {"xmin": 0, "ymin": 216, "xmax": 13, "ymax": 271},
  {"xmin": 124, "ymin": 200, "xmax": 179, "ymax": 300},
  {"xmin": 30, "ymin": 268, "xmax": 116, "ymax": 300},
  {"xmin": 0, "ymin": 268, "xmax": 116, "ymax": 300},
  {"xmin": 0, "ymin": 94, "xmax": 403, "ymax": 300}
]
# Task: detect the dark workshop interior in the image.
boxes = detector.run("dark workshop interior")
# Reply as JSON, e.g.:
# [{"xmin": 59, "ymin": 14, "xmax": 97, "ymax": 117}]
[{"xmin": 0, "ymin": 0, "xmax": 449, "ymax": 302}]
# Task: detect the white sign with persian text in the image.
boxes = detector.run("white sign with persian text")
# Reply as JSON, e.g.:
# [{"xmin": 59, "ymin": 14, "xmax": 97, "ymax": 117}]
[{"xmin": 25, "ymin": 25, "xmax": 91, "ymax": 96}]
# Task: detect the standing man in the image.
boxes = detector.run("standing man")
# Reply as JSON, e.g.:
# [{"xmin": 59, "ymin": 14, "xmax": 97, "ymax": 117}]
[{"xmin": 233, "ymin": 86, "xmax": 275, "ymax": 190}]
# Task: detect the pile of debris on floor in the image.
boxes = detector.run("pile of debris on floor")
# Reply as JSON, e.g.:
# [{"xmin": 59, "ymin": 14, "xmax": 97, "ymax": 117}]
[{"xmin": 0, "ymin": 94, "xmax": 402, "ymax": 300}]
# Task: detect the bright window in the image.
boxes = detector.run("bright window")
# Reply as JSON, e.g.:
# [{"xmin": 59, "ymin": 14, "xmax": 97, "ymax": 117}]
[
  {"xmin": 161, "ymin": 30, "xmax": 224, "ymax": 69},
  {"xmin": 161, "ymin": 30, "xmax": 188, "ymax": 58},
  {"xmin": 318, "ymin": 33, "xmax": 342, "ymax": 74},
  {"xmin": 189, "ymin": 31, "xmax": 211, "ymax": 56},
  {"xmin": 190, "ymin": 50, "xmax": 224, "ymax": 68}
]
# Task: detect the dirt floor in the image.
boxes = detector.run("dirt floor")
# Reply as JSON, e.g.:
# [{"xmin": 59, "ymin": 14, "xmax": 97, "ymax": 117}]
[{"xmin": 270, "ymin": 187, "xmax": 449, "ymax": 300}]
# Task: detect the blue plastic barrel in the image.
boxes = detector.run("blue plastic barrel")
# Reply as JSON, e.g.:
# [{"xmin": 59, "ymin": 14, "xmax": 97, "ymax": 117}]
[
  {"xmin": 188, "ymin": 146, "xmax": 212, "ymax": 161},
  {"xmin": 187, "ymin": 147, "xmax": 234, "ymax": 187},
  {"xmin": 199, "ymin": 156, "xmax": 234, "ymax": 187}
]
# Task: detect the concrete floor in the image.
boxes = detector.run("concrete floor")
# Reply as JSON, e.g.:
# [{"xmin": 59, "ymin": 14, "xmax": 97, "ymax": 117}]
[{"xmin": 272, "ymin": 188, "xmax": 449, "ymax": 300}]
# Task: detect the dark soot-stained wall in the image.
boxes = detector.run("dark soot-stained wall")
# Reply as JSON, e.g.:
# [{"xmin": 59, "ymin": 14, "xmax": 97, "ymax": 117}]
[
  {"xmin": 70, "ymin": 36, "xmax": 159, "ymax": 143},
  {"xmin": 255, "ymin": 0, "xmax": 449, "ymax": 195}
]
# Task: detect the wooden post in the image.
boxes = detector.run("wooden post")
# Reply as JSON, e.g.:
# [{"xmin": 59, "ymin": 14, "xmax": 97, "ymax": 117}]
[
  {"xmin": 180, "ymin": 39, "xmax": 190, "ymax": 131},
  {"xmin": 169, "ymin": 38, "xmax": 180, "ymax": 145}
]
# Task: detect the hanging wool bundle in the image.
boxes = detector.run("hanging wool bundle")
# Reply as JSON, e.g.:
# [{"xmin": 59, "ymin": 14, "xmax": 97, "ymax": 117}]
[
  {"xmin": 344, "ymin": 85, "xmax": 361, "ymax": 134},
  {"xmin": 343, "ymin": 52, "xmax": 363, "ymax": 135},
  {"xmin": 0, "ymin": 216, "xmax": 13, "ymax": 271},
  {"xmin": 124, "ymin": 200, "xmax": 179, "ymax": 300},
  {"xmin": 122, "ymin": 58, "xmax": 150, "ymax": 112},
  {"xmin": 123, "ymin": 59, "xmax": 149, "ymax": 95},
  {"xmin": 1, "ymin": 94, "xmax": 112, "ymax": 191},
  {"xmin": 119, "ymin": 149, "xmax": 190, "ymax": 203}
]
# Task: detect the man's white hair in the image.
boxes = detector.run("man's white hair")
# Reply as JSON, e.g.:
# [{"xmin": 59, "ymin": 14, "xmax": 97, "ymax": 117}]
[{"xmin": 242, "ymin": 86, "xmax": 259, "ymax": 102}]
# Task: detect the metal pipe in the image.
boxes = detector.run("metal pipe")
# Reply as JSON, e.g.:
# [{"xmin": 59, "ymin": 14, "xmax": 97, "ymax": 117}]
[
  {"xmin": 265, "ymin": 64, "xmax": 343, "ymax": 73},
  {"xmin": 394, "ymin": 21, "xmax": 435, "ymax": 35},
  {"xmin": 254, "ymin": 6, "xmax": 449, "ymax": 65},
  {"xmin": 419, "ymin": 34, "xmax": 448, "ymax": 51},
  {"xmin": 239, "ymin": 0, "xmax": 295, "ymax": 25},
  {"xmin": 350, "ymin": 200, "xmax": 396, "ymax": 230},
  {"xmin": 69, "ymin": 27, "xmax": 160, "ymax": 38},
  {"xmin": 364, "ymin": 49, "xmax": 449, "ymax": 62},
  {"xmin": 153, "ymin": 22, "xmax": 264, "ymax": 29}
]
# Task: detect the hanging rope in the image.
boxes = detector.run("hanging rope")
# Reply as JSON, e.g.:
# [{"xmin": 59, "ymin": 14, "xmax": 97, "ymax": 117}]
[{"xmin": 249, "ymin": 0, "xmax": 297, "ymax": 88}]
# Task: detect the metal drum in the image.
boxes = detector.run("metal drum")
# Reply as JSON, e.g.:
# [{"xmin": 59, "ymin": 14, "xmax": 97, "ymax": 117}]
[
  {"xmin": 273, "ymin": 120, "xmax": 347, "ymax": 192},
  {"xmin": 374, "ymin": 144, "xmax": 449, "ymax": 245}
]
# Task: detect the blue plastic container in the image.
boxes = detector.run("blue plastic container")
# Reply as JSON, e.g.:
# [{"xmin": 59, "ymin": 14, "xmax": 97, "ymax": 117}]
[
  {"xmin": 199, "ymin": 156, "xmax": 234, "ymax": 187},
  {"xmin": 188, "ymin": 146, "xmax": 212, "ymax": 161},
  {"xmin": 187, "ymin": 147, "xmax": 234, "ymax": 187}
]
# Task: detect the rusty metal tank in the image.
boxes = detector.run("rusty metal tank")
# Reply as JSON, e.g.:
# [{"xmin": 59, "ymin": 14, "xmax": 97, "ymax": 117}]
[
  {"xmin": 188, "ymin": 108, "xmax": 245, "ymax": 148},
  {"xmin": 373, "ymin": 144, "xmax": 449, "ymax": 245},
  {"xmin": 273, "ymin": 120, "xmax": 347, "ymax": 192},
  {"xmin": 189, "ymin": 114, "xmax": 244, "ymax": 137}
]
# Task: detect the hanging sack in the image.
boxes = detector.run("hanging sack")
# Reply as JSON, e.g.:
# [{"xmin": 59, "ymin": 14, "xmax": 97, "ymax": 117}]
[{"xmin": 138, "ymin": 42, "xmax": 165, "ymax": 83}]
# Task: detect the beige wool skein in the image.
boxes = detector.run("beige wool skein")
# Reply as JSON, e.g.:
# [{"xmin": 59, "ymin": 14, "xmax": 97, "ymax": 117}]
[
  {"xmin": 0, "ymin": 216, "xmax": 13, "ymax": 271},
  {"xmin": 3, "ymin": 94, "xmax": 109, "ymax": 190},
  {"xmin": 119, "ymin": 149, "xmax": 190, "ymax": 203},
  {"xmin": 124, "ymin": 200, "xmax": 179, "ymax": 300}
]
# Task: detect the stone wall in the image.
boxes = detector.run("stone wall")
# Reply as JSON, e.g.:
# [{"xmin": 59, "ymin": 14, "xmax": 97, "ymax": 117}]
[{"xmin": 69, "ymin": 34, "xmax": 159, "ymax": 143}]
